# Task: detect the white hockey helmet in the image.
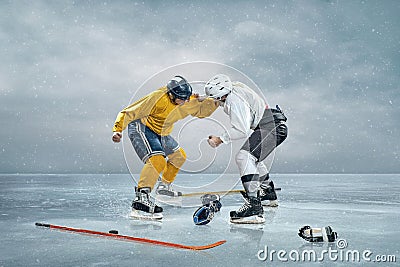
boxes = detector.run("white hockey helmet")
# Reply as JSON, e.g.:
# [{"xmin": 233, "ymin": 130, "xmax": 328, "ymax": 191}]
[{"xmin": 204, "ymin": 74, "xmax": 232, "ymax": 99}]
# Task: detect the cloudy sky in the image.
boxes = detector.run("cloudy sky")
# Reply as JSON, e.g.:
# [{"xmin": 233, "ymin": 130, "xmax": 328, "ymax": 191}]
[{"xmin": 1, "ymin": 0, "xmax": 399, "ymax": 174}]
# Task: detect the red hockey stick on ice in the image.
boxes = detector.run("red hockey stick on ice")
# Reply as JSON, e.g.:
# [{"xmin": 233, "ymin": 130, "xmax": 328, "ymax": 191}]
[{"xmin": 35, "ymin": 222, "xmax": 226, "ymax": 250}]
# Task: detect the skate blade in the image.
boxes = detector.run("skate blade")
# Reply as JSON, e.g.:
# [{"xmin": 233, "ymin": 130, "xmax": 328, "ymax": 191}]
[
  {"xmin": 262, "ymin": 200, "xmax": 279, "ymax": 207},
  {"xmin": 230, "ymin": 215, "xmax": 265, "ymax": 224},
  {"xmin": 129, "ymin": 209, "xmax": 163, "ymax": 221},
  {"xmin": 156, "ymin": 189, "xmax": 182, "ymax": 197},
  {"xmin": 155, "ymin": 195, "xmax": 182, "ymax": 206},
  {"xmin": 230, "ymin": 223, "xmax": 264, "ymax": 231}
]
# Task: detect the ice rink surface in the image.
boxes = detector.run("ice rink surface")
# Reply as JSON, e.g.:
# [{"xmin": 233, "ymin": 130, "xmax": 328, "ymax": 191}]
[{"xmin": 1, "ymin": 173, "xmax": 399, "ymax": 266}]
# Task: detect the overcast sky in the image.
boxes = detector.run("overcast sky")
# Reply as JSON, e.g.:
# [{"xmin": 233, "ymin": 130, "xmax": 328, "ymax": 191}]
[{"xmin": 1, "ymin": 0, "xmax": 399, "ymax": 174}]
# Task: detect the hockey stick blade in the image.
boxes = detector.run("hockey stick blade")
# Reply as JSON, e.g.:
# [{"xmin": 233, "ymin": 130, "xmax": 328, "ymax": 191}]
[
  {"xmin": 182, "ymin": 188, "xmax": 281, "ymax": 197},
  {"xmin": 35, "ymin": 222, "xmax": 226, "ymax": 250}
]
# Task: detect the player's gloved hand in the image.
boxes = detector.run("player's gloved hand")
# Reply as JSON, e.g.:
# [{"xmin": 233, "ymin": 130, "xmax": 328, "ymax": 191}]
[
  {"xmin": 208, "ymin": 135, "xmax": 222, "ymax": 148},
  {"xmin": 112, "ymin": 132, "xmax": 122, "ymax": 143},
  {"xmin": 193, "ymin": 93, "xmax": 207, "ymax": 102},
  {"xmin": 298, "ymin": 225, "xmax": 338, "ymax": 242}
]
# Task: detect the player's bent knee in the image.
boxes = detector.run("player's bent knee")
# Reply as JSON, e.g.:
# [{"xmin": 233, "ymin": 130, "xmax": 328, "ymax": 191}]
[
  {"xmin": 148, "ymin": 155, "xmax": 167, "ymax": 173},
  {"xmin": 168, "ymin": 148, "xmax": 186, "ymax": 167},
  {"xmin": 235, "ymin": 150, "xmax": 254, "ymax": 166}
]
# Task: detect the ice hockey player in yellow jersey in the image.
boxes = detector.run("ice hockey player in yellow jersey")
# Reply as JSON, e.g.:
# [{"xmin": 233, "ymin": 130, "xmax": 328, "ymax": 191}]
[{"xmin": 112, "ymin": 75, "xmax": 217, "ymax": 220}]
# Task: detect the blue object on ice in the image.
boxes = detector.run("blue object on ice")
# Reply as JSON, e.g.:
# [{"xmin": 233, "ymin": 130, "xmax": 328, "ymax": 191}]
[{"xmin": 193, "ymin": 199, "xmax": 222, "ymax": 225}]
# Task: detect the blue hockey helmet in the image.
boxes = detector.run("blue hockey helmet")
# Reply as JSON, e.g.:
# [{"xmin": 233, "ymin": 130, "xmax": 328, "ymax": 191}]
[{"xmin": 167, "ymin": 75, "xmax": 192, "ymax": 101}]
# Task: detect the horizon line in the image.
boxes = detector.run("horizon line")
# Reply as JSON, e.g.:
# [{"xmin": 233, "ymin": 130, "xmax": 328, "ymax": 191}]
[{"xmin": 1, "ymin": 172, "xmax": 399, "ymax": 175}]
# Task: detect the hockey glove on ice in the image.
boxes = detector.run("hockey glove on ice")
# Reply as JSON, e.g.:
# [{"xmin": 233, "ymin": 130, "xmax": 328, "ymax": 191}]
[
  {"xmin": 193, "ymin": 194, "xmax": 222, "ymax": 225},
  {"xmin": 298, "ymin": 225, "xmax": 338, "ymax": 242}
]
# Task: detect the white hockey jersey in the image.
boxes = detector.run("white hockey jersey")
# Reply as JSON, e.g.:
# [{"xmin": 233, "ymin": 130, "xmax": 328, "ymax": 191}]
[{"xmin": 219, "ymin": 82, "xmax": 267, "ymax": 144}]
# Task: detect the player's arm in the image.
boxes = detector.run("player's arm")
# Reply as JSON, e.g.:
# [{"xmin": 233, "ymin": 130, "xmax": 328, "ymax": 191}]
[
  {"xmin": 186, "ymin": 95, "xmax": 219, "ymax": 118},
  {"xmin": 112, "ymin": 90, "xmax": 163, "ymax": 142},
  {"xmin": 219, "ymin": 101, "xmax": 253, "ymax": 144}
]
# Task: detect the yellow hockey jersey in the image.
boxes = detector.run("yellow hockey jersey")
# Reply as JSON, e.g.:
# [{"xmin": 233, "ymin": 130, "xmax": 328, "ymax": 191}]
[{"xmin": 113, "ymin": 87, "xmax": 218, "ymax": 136}]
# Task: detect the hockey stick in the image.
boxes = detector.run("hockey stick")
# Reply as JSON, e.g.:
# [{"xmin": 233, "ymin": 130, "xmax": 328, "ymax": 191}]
[
  {"xmin": 182, "ymin": 188, "xmax": 281, "ymax": 197},
  {"xmin": 35, "ymin": 222, "xmax": 225, "ymax": 250}
]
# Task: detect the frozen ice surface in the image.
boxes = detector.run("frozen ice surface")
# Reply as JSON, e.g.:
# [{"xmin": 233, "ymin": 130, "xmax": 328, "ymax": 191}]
[{"xmin": 0, "ymin": 174, "xmax": 399, "ymax": 266}]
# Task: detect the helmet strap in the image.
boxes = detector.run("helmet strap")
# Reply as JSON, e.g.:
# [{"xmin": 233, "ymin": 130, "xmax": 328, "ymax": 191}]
[
  {"xmin": 217, "ymin": 94, "xmax": 228, "ymax": 102},
  {"xmin": 168, "ymin": 92, "xmax": 179, "ymax": 105}
]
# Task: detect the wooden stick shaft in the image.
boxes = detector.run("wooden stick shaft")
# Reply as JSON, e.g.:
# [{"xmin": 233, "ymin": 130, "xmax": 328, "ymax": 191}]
[{"xmin": 182, "ymin": 188, "xmax": 281, "ymax": 197}]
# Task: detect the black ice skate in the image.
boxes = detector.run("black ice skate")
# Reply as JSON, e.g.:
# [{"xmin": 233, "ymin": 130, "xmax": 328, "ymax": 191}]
[
  {"xmin": 230, "ymin": 191, "xmax": 265, "ymax": 224},
  {"xmin": 130, "ymin": 187, "xmax": 163, "ymax": 221},
  {"xmin": 260, "ymin": 180, "xmax": 278, "ymax": 207}
]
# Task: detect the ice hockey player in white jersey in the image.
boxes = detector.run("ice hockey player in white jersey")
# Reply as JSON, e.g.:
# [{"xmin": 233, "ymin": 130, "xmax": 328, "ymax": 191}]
[{"xmin": 205, "ymin": 74, "xmax": 288, "ymax": 224}]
